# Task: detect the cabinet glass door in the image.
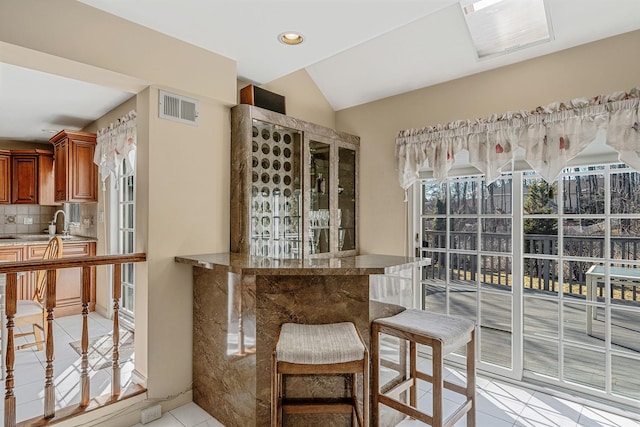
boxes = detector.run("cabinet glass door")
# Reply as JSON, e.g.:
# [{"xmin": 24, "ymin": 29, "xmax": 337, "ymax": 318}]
[
  {"xmin": 250, "ymin": 120, "xmax": 302, "ymax": 258},
  {"xmin": 338, "ymin": 147, "xmax": 356, "ymax": 252},
  {"xmin": 309, "ymin": 141, "xmax": 331, "ymax": 254}
]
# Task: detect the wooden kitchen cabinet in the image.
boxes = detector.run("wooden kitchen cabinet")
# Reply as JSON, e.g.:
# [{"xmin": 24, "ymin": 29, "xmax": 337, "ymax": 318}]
[
  {"xmin": 10, "ymin": 149, "xmax": 55, "ymax": 205},
  {"xmin": 0, "ymin": 246, "xmax": 26, "ymax": 291},
  {"xmin": 0, "ymin": 150, "xmax": 10, "ymax": 204},
  {"xmin": 24, "ymin": 241, "xmax": 96, "ymax": 317},
  {"xmin": 50, "ymin": 130, "xmax": 98, "ymax": 203}
]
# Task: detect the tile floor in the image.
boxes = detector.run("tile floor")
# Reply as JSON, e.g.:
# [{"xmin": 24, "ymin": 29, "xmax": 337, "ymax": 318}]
[
  {"xmin": 129, "ymin": 402, "xmax": 224, "ymax": 427},
  {"xmin": 393, "ymin": 364, "xmax": 640, "ymax": 427},
  {"xmin": 4, "ymin": 312, "xmax": 638, "ymax": 426},
  {"xmin": 139, "ymin": 364, "xmax": 640, "ymax": 427},
  {"xmin": 1, "ymin": 311, "xmax": 136, "ymax": 423}
]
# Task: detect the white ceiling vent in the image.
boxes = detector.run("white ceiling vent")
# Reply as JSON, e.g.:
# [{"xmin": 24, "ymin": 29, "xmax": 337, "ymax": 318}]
[{"xmin": 159, "ymin": 90, "xmax": 199, "ymax": 125}]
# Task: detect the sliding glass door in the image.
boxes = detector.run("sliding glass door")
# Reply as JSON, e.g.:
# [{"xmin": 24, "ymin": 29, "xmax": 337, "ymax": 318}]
[
  {"xmin": 419, "ymin": 175, "xmax": 520, "ymax": 379},
  {"xmin": 417, "ymin": 165, "xmax": 640, "ymax": 406},
  {"xmin": 521, "ymin": 166, "xmax": 640, "ymax": 404}
]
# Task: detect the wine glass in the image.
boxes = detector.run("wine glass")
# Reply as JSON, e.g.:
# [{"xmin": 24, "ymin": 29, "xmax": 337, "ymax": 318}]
[{"xmin": 338, "ymin": 229, "xmax": 346, "ymax": 251}]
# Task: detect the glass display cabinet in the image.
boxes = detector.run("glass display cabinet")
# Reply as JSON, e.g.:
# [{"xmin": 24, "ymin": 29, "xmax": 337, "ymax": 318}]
[
  {"xmin": 248, "ymin": 120, "xmax": 301, "ymax": 258},
  {"xmin": 231, "ymin": 104, "xmax": 359, "ymax": 259}
]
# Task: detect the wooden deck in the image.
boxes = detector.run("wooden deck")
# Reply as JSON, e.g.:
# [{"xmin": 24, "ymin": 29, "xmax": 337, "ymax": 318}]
[{"xmin": 422, "ymin": 285, "xmax": 640, "ymax": 401}]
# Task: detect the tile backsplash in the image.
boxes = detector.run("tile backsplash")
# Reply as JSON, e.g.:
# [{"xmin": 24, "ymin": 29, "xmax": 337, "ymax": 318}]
[
  {"xmin": 0, "ymin": 204, "xmax": 97, "ymax": 237},
  {"xmin": 69, "ymin": 203, "xmax": 98, "ymax": 238},
  {"xmin": 1, "ymin": 204, "xmax": 56, "ymax": 235}
]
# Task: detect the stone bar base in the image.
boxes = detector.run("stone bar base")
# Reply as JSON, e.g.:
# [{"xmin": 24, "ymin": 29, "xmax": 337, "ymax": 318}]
[{"xmin": 179, "ymin": 253, "xmax": 427, "ymax": 426}]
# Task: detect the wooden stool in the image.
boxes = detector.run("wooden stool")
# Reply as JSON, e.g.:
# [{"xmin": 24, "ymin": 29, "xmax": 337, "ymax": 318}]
[
  {"xmin": 372, "ymin": 310, "xmax": 476, "ymax": 427},
  {"xmin": 271, "ymin": 322, "xmax": 369, "ymax": 426}
]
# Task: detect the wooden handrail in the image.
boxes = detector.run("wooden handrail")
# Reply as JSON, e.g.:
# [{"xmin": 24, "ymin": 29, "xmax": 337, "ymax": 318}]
[
  {"xmin": 0, "ymin": 253, "xmax": 147, "ymax": 274},
  {"xmin": 1, "ymin": 253, "xmax": 147, "ymax": 427}
]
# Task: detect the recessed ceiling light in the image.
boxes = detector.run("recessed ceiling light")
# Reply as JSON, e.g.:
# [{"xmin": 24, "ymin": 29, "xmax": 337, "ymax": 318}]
[
  {"xmin": 41, "ymin": 129, "xmax": 58, "ymax": 134},
  {"xmin": 278, "ymin": 32, "xmax": 304, "ymax": 45}
]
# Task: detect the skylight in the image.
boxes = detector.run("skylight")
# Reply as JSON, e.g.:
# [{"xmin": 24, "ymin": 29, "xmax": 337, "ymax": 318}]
[{"xmin": 461, "ymin": 0, "xmax": 553, "ymax": 59}]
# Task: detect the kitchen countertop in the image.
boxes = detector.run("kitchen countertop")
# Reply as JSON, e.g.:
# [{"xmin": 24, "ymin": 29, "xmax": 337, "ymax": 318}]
[
  {"xmin": 175, "ymin": 252, "xmax": 427, "ymax": 275},
  {"xmin": 0, "ymin": 234, "xmax": 97, "ymax": 246}
]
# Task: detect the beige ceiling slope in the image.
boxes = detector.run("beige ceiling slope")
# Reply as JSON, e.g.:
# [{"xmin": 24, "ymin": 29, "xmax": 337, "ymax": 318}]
[{"xmin": 0, "ymin": 0, "xmax": 236, "ymax": 104}]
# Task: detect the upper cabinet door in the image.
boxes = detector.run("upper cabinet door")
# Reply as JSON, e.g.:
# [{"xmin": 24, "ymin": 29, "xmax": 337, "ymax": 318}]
[
  {"xmin": 50, "ymin": 130, "xmax": 98, "ymax": 203},
  {"xmin": 338, "ymin": 146, "xmax": 357, "ymax": 253},
  {"xmin": 304, "ymin": 134, "xmax": 359, "ymax": 258},
  {"xmin": 6, "ymin": 150, "xmax": 55, "ymax": 205},
  {"xmin": 11, "ymin": 155, "xmax": 38, "ymax": 204},
  {"xmin": 70, "ymin": 137, "xmax": 98, "ymax": 201},
  {"xmin": 308, "ymin": 139, "xmax": 331, "ymax": 256},
  {"xmin": 0, "ymin": 152, "xmax": 10, "ymax": 204}
]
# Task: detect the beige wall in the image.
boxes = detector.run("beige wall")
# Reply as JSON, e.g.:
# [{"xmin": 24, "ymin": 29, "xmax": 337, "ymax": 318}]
[
  {"xmin": 261, "ymin": 69, "xmax": 336, "ymax": 129},
  {"xmin": 0, "ymin": 1, "xmax": 236, "ymax": 425},
  {"xmin": 335, "ymin": 30, "xmax": 640, "ymax": 257},
  {"xmin": 238, "ymin": 68, "xmax": 335, "ymax": 129},
  {"xmin": 144, "ymin": 84, "xmax": 230, "ymax": 398},
  {"xmin": 0, "ymin": 0, "xmax": 236, "ymax": 105}
]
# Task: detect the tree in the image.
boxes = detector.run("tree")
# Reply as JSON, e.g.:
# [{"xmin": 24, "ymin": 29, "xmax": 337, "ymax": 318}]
[{"xmin": 524, "ymin": 180, "xmax": 558, "ymax": 235}]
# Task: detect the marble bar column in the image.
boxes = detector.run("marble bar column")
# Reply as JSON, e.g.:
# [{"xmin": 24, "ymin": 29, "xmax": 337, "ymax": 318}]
[{"xmin": 192, "ymin": 266, "xmax": 257, "ymax": 425}]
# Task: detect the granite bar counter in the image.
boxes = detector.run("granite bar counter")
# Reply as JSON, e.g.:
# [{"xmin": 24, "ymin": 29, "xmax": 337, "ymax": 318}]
[{"xmin": 175, "ymin": 253, "xmax": 426, "ymax": 427}]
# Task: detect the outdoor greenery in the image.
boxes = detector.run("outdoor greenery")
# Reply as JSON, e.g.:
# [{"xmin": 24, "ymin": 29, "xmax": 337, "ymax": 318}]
[
  {"xmin": 421, "ymin": 166, "xmax": 640, "ymax": 303},
  {"xmin": 524, "ymin": 180, "xmax": 557, "ymax": 235}
]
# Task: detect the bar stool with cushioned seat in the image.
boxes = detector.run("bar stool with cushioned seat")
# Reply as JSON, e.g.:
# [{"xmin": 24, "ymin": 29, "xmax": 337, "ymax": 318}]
[
  {"xmin": 271, "ymin": 322, "xmax": 369, "ymax": 426},
  {"xmin": 372, "ymin": 309, "xmax": 476, "ymax": 427}
]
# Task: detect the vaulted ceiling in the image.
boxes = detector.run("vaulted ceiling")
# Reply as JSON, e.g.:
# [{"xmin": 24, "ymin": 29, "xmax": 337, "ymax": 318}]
[{"xmin": 2, "ymin": 0, "xmax": 639, "ymax": 143}]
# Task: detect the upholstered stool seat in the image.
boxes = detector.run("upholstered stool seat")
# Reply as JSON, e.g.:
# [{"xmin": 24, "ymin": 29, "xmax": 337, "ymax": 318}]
[
  {"xmin": 372, "ymin": 309, "xmax": 476, "ymax": 427},
  {"xmin": 272, "ymin": 322, "xmax": 369, "ymax": 426}
]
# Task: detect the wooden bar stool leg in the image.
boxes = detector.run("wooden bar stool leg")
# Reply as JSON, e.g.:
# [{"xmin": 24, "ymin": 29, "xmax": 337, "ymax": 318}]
[
  {"xmin": 433, "ymin": 342, "xmax": 443, "ymax": 427},
  {"xmin": 352, "ymin": 373, "xmax": 358, "ymax": 427},
  {"xmin": 372, "ymin": 324, "xmax": 380, "ymax": 427},
  {"xmin": 363, "ymin": 350, "xmax": 369, "ymax": 427},
  {"xmin": 278, "ymin": 373, "xmax": 283, "ymax": 426},
  {"xmin": 271, "ymin": 353, "xmax": 277, "ymax": 427},
  {"xmin": 400, "ymin": 337, "xmax": 407, "ymax": 403},
  {"xmin": 410, "ymin": 341, "xmax": 417, "ymax": 407},
  {"xmin": 467, "ymin": 329, "xmax": 476, "ymax": 427}
]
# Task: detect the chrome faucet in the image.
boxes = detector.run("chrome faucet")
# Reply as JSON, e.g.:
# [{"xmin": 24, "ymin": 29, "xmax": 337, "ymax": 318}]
[{"xmin": 53, "ymin": 210, "xmax": 69, "ymax": 236}]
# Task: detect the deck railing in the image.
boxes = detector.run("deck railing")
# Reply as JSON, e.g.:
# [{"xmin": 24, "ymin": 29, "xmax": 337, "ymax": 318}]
[
  {"xmin": 421, "ymin": 231, "xmax": 640, "ymax": 302},
  {"xmin": 0, "ymin": 253, "xmax": 146, "ymax": 427}
]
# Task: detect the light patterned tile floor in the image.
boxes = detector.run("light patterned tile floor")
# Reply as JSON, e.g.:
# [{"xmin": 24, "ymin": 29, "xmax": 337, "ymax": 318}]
[
  {"xmin": 4, "ymin": 312, "xmax": 638, "ymax": 426},
  {"xmin": 140, "ymin": 367, "xmax": 640, "ymax": 427},
  {"xmin": 129, "ymin": 402, "xmax": 224, "ymax": 427},
  {"xmin": 1, "ymin": 311, "xmax": 135, "ymax": 423},
  {"xmin": 392, "ymin": 366, "xmax": 640, "ymax": 427}
]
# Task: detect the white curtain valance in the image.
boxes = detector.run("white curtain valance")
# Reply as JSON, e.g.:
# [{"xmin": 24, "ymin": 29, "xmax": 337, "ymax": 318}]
[
  {"xmin": 395, "ymin": 87, "xmax": 640, "ymax": 189},
  {"xmin": 94, "ymin": 110, "xmax": 137, "ymax": 183}
]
